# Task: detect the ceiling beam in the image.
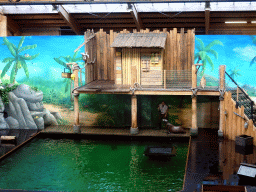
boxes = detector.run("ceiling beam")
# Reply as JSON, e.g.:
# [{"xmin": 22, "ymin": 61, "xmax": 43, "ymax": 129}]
[
  {"xmin": 56, "ymin": 5, "xmax": 82, "ymax": 35},
  {"xmin": 8, "ymin": 14, "xmax": 61, "ymax": 20},
  {"xmin": 205, "ymin": 2, "xmax": 210, "ymax": 34},
  {"xmin": 128, "ymin": 3, "xmax": 144, "ymax": 31},
  {"xmin": 7, "ymin": 16, "xmax": 21, "ymax": 35}
]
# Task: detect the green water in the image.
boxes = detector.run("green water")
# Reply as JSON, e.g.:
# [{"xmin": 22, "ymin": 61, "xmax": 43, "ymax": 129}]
[{"xmin": 0, "ymin": 138, "xmax": 188, "ymax": 192}]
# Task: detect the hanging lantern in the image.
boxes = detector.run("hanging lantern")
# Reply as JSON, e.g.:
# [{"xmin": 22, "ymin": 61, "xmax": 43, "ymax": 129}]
[{"xmin": 61, "ymin": 68, "xmax": 72, "ymax": 78}]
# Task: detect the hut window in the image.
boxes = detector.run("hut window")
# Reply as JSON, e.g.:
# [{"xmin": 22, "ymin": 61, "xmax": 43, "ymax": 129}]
[
  {"xmin": 150, "ymin": 53, "xmax": 160, "ymax": 64},
  {"xmin": 141, "ymin": 55, "xmax": 150, "ymax": 72}
]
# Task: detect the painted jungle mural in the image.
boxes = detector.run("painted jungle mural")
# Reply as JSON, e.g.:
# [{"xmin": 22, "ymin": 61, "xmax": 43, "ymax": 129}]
[
  {"xmin": 0, "ymin": 35, "xmax": 255, "ymax": 129},
  {"xmin": 196, "ymin": 35, "xmax": 256, "ymax": 99}
]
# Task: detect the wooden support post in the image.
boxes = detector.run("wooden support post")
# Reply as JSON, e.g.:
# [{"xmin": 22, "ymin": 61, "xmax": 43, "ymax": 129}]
[
  {"xmin": 191, "ymin": 65, "xmax": 198, "ymax": 136},
  {"xmin": 237, "ymin": 86, "xmax": 239, "ymax": 101},
  {"xmin": 0, "ymin": 15, "xmax": 7, "ymax": 37},
  {"xmin": 164, "ymin": 70, "xmax": 166, "ymax": 89},
  {"xmin": 219, "ymin": 65, "xmax": 226, "ymax": 137},
  {"xmin": 130, "ymin": 95, "xmax": 138, "ymax": 134},
  {"xmin": 73, "ymin": 64, "xmax": 80, "ymax": 133}
]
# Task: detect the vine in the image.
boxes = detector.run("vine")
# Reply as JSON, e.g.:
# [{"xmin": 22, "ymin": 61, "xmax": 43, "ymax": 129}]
[{"xmin": 0, "ymin": 84, "xmax": 19, "ymax": 104}]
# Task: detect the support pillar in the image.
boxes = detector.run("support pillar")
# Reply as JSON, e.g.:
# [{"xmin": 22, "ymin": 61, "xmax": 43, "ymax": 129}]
[
  {"xmin": 0, "ymin": 15, "xmax": 7, "ymax": 37},
  {"xmin": 219, "ymin": 65, "xmax": 226, "ymax": 137},
  {"xmin": 73, "ymin": 64, "xmax": 80, "ymax": 133},
  {"xmin": 191, "ymin": 65, "xmax": 198, "ymax": 136},
  {"xmin": 130, "ymin": 95, "xmax": 139, "ymax": 134}
]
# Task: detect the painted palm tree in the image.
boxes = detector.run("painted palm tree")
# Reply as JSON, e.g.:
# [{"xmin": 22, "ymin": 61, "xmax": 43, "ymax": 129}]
[
  {"xmin": 1, "ymin": 36, "xmax": 40, "ymax": 84},
  {"xmin": 195, "ymin": 37, "xmax": 223, "ymax": 74},
  {"xmin": 249, "ymin": 36, "xmax": 256, "ymax": 66},
  {"xmin": 229, "ymin": 66, "xmax": 242, "ymax": 81},
  {"xmin": 54, "ymin": 51, "xmax": 84, "ymax": 100}
]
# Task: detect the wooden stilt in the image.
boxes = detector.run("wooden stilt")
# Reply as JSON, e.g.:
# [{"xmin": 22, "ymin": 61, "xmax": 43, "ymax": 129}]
[
  {"xmin": 73, "ymin": 64, "xmax": 80, "ymax": 133},
  {"xmin": 130, "ymin": 95, "xmax": 138, "ymax": 134},
  {"xmin": 191, "ymin": 65, "xmax": 198, "ymax": 135},
  {"xmin": 219, "ymin": 65, "xmax": 226, "ymax": 137}
]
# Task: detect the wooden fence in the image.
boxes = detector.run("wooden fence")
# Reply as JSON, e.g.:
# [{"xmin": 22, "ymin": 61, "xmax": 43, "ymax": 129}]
[
  {"xmin": 223, "ymin": 91, "xmax": 256, "ymax": 145},
  {"xmin": 84, "ymin": 28, "xmax": 195, "ymax": 86}
]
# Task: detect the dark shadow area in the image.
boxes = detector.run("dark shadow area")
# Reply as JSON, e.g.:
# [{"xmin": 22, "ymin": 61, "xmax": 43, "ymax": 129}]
[{"xmin": 182, "ymin": 128, "xmax": 256, "ymax": 192}]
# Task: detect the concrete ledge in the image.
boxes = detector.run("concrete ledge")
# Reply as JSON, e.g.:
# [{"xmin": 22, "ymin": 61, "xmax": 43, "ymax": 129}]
[
  {"xmin": 218, "ymin": 130, "xmax": 224, "ymax": 138},
  {"xmin": 190, "ymin": 128, "xmax": 198, "ymax": 137},
  {"xmin": 130, "ymin": 127, "xmax": 139, "ymax": 135},
  {"xmin": 73, "ymin": 125, "xmax": 81, "ymax": 134}
]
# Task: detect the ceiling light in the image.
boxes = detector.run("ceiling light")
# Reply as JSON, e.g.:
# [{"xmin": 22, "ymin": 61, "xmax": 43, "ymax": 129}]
[
  {"xmin": 251, "ymin": 21, "xmax": 256, "ymax": 23},
  {"xmin": 225, "ymin": 21, "xmax": 247, "ymax": 24}
]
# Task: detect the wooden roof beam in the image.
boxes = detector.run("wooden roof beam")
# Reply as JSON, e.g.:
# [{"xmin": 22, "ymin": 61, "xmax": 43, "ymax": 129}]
[
  {"xmin": 56, "ymin": 5, "xmax": 82, "ymax": 35},
  {"xmin": 205, "ymin": 1, "xmax": 210, "ymax": 34},
  {"xmin": 128, "ymin": 3, "xmax": 144, "ymax": 31},
  {"xmin": 6, "ymin": 16, "xmax": 21, "ymax": 36}
]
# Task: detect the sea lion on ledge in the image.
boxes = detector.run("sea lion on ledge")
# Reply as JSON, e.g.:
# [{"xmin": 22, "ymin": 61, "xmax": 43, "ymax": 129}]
[{"xmin": 162, "ymin": 119, "xmax": 186, "ymax": 134}]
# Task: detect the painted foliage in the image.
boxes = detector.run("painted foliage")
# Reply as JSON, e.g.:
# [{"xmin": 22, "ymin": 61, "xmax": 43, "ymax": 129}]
[
  {"xmin": 0, "ymin": 35, "xmax": 254, "ymax": 128},
  {"xmin": 195, "ymin": 35, "xmax": 256, "ymax": 97}
]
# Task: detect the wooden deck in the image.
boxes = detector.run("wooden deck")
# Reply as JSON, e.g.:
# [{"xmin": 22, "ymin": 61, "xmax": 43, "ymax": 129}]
[
  {"xmin": 75, "ymin": 80, "xmax": 220, "ymax": 96},
  {"xmin": 41, "ymin": 125, "xmax": 190, "ymax": 138}
]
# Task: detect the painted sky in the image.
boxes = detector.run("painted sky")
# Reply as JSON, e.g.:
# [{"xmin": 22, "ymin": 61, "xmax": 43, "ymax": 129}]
[
  {"xmin": 0, "ymin": 35, "xmax": 84, "ymax": 81},
  {"xmin": 196, "ymin": 35, "xmax": 256, "ymax": 87},
  {"xmin": 0, "ymin": 35, "xmax": 256, "ymax": 88}
]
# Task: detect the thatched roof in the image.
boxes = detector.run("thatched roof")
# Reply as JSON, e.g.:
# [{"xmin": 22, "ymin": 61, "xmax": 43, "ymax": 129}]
[{"xmin": 111, "ymin": 33, "xmax": 167, "ymax": 48}]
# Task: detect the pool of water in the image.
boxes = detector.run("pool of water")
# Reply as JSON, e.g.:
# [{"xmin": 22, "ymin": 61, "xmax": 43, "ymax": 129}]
[{"xmin": 0, "ymin": 138, "xmax": 189, "ymax": 192}]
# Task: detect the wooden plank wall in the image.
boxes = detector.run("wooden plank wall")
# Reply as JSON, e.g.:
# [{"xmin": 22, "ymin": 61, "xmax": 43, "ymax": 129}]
[
  {"xmin": 85, "ymin": 28, "xmax": 195, "ymax": 85},
  {"xmin": 85, "ymin": 29, "xmax": 96, "ymax": 84},
  {"xmin": 223, "ymin": 91, "xmax": 256, "ymax": 145}
]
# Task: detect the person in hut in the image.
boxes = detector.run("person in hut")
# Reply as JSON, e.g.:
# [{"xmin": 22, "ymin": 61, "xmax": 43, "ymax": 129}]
[{"xmin": 158, "ymin": 101, "xmax": 169, "ymax": 129}]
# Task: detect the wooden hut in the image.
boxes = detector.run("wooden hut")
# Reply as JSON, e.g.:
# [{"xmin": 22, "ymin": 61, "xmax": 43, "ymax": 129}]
[{"xmin": 72, "ymin": 28, "xmax": 222, "ymax": 135}]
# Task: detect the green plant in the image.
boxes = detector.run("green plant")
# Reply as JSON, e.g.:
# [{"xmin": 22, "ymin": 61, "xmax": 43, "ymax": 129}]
[
  {"xmin": 0, "ymin": 84, "xmax": 19, "ymax": 104},
  {"xmin": 1, "ymin": 36, "xmax": 40, "ymax": 84},
  {"xmin": 195, "ymin": 37, "xmax": 223, "ymax": 74}
]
